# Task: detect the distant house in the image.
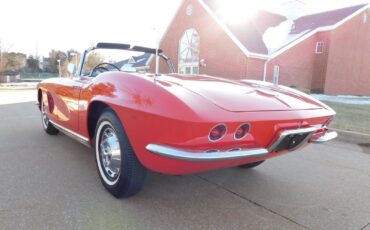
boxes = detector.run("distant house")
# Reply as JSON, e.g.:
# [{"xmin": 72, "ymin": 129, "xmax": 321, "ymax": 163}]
[
  {"xmin": 115, "ymin": 53, "xmax": 152, "ymax": 72},
  {"xmin": 157, "ymin": 0, "xmax": 370, "ymax": 95}
]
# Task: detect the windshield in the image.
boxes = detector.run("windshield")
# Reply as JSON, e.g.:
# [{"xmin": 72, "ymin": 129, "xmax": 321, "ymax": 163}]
[{"xmin": 81, "ymin": 49, "xmax": 154, "ymax": 76}]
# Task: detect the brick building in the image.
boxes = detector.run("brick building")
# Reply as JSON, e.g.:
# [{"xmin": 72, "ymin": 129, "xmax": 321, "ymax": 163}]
[{"xmin": 156, "ymin": 0, "xmax": 370, "ymax": 95}]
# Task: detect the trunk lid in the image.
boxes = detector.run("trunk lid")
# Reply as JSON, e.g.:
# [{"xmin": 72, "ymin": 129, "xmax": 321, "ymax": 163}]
[{"xmin": 163, "ymin": 75, "xmax": 322, "ymax": 112}]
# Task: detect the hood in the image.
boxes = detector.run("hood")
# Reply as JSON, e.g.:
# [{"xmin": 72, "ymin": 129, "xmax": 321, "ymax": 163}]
[{"xmin": 160, "ymin": 75, "xmax": 323, "ymax": 112}]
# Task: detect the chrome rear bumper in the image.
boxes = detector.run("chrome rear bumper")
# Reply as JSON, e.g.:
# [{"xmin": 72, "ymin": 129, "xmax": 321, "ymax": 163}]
[
  {"xmin": 146, "ymin": 127, "xmax": 337, "ymax": 162},
  {"xmin": 146, "ymin": 144, "xmax": 268, "ymax": 162},
  {"xmin": 311, "ymin": 131, "xmax": 338, "ymax": 143}
]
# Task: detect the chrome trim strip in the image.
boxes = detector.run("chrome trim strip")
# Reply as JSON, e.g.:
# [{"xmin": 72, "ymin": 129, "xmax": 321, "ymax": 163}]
[
  {"xmin": 268, "ymin": 127, "xmax": 318, "ymax": 152},
  {"xmin": 146, "ymin": 144, "xmax": 268, "ymax": 162},
  {"xmin": 228, "ymin": 148, "xmax": 242, "ymax": 152},
  {"xmin": 204, "ymin": 149, "xmax": 220, "ymax": 153},
  {"xmin": 312, "ymin": 131, "xmax": 338, "ymax": 143},
  {"xmin": 49, "ymin": 120, "xmax": 91, "ymax": 148}
]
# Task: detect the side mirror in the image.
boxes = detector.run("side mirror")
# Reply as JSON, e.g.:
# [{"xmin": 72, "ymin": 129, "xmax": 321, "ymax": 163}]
[{"xmin": 67, "ymin": 63, "xmax": 76, "ymax": 74}]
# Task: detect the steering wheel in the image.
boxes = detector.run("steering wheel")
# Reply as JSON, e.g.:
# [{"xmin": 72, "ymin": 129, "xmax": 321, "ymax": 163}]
[{"xmin": 89, "ymin": 63, "xmax": 121, "ymax": 77}]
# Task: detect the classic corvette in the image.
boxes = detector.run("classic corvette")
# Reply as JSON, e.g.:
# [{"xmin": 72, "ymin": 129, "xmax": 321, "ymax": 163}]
[{"xmin": 37, "ymin": 42, "xmax": 337, "ymax": 198}]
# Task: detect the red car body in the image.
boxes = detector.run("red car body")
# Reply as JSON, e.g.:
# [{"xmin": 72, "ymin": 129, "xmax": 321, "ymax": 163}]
[{"xmin": 37, "ymin": 70, "xmax": 336, "ymax": 175}]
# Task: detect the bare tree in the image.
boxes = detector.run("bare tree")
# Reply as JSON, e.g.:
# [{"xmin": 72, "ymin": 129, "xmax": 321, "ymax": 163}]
[
  {"xmin": 3, "ymin": 53, "xmax": 27, "ymax": 72},
  {"xmin": 82, "ymin": 52, "xmax": 105, "ymax": 74},
  {"xmin": 0, "ymin": 39, "xmax": 15, "ymax": 73},
  {"xmin": 45, "ymin": 49, "xmax": 68, "ymax": 73},
  {"xmin": 26, "ymin": 56, "xmax": 41, "ymax": 73}
]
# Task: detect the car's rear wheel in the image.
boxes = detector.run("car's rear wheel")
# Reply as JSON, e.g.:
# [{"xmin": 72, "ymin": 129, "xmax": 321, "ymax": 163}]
[
  {"xmin": 94, "ymin": 109, "xmax": 147, "ymax": 198},
  {"xmin": 238, "ymin": 160, "xmax": 265, "ymax": 169},
  {"xmin": 41, "ymin": 99, "xmax": 59, "ymax": 135}
]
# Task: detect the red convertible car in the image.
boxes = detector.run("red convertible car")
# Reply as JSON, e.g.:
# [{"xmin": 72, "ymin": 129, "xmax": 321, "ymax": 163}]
[{"xmin": 37, "ymin": 43, "xmax": 337, "ymax": 198}]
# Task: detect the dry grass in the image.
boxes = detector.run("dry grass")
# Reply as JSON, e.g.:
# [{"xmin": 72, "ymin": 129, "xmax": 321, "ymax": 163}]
[{"xmin": 322, "ymin": 100, "xmax": 370, "ymax": 134}]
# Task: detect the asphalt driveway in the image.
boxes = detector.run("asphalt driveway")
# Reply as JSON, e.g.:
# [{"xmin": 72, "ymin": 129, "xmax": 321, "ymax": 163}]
[{"xmin": 0, "ymin": 102, "xmax": 370, "ymax": 230}]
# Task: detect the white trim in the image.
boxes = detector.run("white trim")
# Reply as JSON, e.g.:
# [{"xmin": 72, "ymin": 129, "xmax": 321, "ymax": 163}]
[
  {"xmin": 270, "ymin": 4, "xmax": 370, "ymax": 58},
  {"xmin": 197, "ymin": 0, "xmax": 268, "ymax": 60},
  {"xmin": 273, "ymin": 65, "xmax": 280, "ymax": 84},
  {"xmin": 363, "ymin": 12, "xmax": 368, "ymax": 24},
  {"xmin": 49, "ymin": 120, "xmax": 91, "ymax": 147}
]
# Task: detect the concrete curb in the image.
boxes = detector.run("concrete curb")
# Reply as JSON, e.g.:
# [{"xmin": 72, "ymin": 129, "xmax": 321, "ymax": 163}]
[
  {"xmin": 0, "ymin": 82, "xmax": 38, "ymax": 90},
  {"xmin": 0, "ymin": 87, "xmax": 36, "ymax": 90},
  {"xmin": 332, "ymin": 128, "xmax": 370, "ymax": 144}
]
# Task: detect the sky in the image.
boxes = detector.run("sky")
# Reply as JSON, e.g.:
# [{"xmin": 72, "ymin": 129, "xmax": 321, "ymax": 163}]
[
  {"xmin": 0, "ymin": 0, "xmax": 368, "ymax": 56},
  {"xmin": 0, "ymin": 0, "xmax": 182, "ymax": 56}
]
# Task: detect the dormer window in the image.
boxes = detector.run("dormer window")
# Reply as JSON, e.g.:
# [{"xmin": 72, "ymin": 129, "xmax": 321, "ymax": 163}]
[
  {"xmin": 315, "ymin": 41, "xmax": 324, "ymax": 54},
  {"xmin": 128, "ymin": 57, "xmax": 136, "ymax": 64}
]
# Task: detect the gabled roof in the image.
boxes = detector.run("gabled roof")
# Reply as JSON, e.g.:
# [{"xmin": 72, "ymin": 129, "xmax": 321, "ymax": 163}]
[
  {"xmin": 292, "ymin": 4, "xmax": 368, "ymax": 34},
  {"xmin": 202, "ymin": 0, "xmax": 287, "ymax": 54},
  {"xmin": 115, "ymin": 53, "xmax": 152, "ymax": 69},
  {"xmin": 199, "ymin": 0, "xmax": 369, "ymax": 58}
]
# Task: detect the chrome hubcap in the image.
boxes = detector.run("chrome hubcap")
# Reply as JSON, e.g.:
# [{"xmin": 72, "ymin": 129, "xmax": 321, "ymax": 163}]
[
  {"xmin": 99, "ymin": 127, "xmax": 121, "ymax": 180},
  {"xmin": 41, "ymin": 101, "xmax": 49, "ymax": 128}
]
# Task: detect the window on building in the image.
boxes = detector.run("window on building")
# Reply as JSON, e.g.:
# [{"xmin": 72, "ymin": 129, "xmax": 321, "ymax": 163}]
[
  {"xmin": 315, "ymin": 41, "xmax": 325, "ymax": 54},
  {"xmin": 178, "ymin": 28, "xmax": 200, "ymax": 75}
]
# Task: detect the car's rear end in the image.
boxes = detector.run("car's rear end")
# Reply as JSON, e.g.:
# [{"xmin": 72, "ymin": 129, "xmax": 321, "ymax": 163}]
[{"xmin": 117, "ymin": 74, "xmax": 336, "ymax": 175}]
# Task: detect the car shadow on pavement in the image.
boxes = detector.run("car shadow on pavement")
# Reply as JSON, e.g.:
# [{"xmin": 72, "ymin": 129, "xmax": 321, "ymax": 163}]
[{"xmin": 358, "ymin": 143, "xmax": 370, "ymax": 154}]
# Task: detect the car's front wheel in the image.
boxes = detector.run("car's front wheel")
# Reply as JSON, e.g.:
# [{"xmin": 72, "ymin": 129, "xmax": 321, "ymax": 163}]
[
  {"xmin": 94, "ymin": 109, "xmax": 147, "ymax": 198},
  {"xmin": 41, "ymin": 99, "xmax": 59, "ymax": 135}
]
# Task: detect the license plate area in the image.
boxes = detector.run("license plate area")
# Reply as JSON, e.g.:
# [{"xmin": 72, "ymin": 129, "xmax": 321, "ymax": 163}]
[{"xmin": 268, "ymin": 127, "xmax": 317, "ymax": 152}]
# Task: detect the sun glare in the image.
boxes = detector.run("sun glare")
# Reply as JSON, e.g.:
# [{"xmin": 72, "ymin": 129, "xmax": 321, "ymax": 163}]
[{"xmin": 217, "ymin": 0, "xmax": 265, "ymax": 24}]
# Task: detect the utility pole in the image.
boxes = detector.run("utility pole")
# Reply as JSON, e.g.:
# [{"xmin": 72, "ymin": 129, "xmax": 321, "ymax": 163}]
[
  {"xmin": 35, "ymin": 41, "xmax": 38, "ymax": 59},
  {"xmin": 0, "ymin": 47, "xmax": 2, "ymax": 73},
  {"xmin": 153, "ymin": 27, "xmax": 160, "ymax": 76},
  {"xmin": 57, "ymin": 59, "xmax": 61, "ymax": 78},
  {"xmin": 0, "ymin": 39, "xmax": 3, "ymax": 73},
  {"xmin": 70, "ymin": 52, "xmax": 78, "ymax": 76}
]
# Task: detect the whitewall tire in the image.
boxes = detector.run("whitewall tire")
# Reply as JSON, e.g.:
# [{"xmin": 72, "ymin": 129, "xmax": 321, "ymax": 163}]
[{"xmin": 94, "ymin": 109, "xmax": 147, "ymax": 198}]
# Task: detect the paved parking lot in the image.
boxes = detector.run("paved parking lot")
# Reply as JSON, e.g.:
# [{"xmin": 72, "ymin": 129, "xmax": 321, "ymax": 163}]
[
  {"xmin": 1, "ymin": 102, "xmax": 370, "ymax": 230},
  {"xmin": 0, "ymin": 89, "xmax": 36, "ymax": 105}
]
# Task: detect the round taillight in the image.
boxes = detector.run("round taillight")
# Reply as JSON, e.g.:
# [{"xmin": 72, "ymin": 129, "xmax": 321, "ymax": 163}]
[
  {"xmin": 209, "ymin": 124, "xmax": 227, "ymax": 142},
  {"xmin": 234, "ymin": 123, "xmax": 250, "ymax": 140}
]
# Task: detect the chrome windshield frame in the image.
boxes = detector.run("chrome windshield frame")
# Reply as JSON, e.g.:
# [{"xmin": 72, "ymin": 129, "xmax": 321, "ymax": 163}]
[{"xmin": 77, "ymin": 42, "xmax": 175, "ymax": 77}]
